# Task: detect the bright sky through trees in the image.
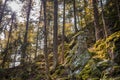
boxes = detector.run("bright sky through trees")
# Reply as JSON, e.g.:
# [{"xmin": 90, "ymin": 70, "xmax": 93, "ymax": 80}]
[
  {"xmin": 8, "ymin": 1, "xmax": 22, "ymax": 12},
  {"xmin": 7, "ymin": 0, "xmax": 40, "ymax": 22}
]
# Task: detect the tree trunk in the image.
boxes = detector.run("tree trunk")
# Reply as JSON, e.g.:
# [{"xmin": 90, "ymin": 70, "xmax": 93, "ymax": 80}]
[
  {"xmin": 0, "ymin": 0, "xmax": 8, "ymax": 30},
  {"xmin": 92, "ymin": 0, "xmax": 103, "ymax": 40},
  {"xmin": 53, "ymin": 0, "xmax": 58, "ymax": 69},
  {"xmin": 42, "ymin": 0, "xmax": 50, "ymax": 79},
  {"xmin": 21, "ymin": 0, "xmax": 32, "ymax": 65},
  {"xmin": 83, "ymin": 0, "xmax": 87, "ymax": 25},
  {"xmin": 35, "ymin": 25, "xmax": 39, "ymax": 59},
  {"xmin": 61, "ymin": 0, "xmax": 65, "ymax": 64},
  {"xmin": 116, "ymin": 0, "xmax": 120, "ymax": 20},
  {"xmin": 77, "ymin": 16, "xmax": 81, "ymax": 28},
  {"xmin": 35, "ymin": 2, "xmax": 43, "ymax": 59},
  {"xmin": 100, "ymin": 0, "xmax": 108, "ymax": 38},
  {"xmin": 1, "ymin": 13, "xmax": 15, "ymax": 68},
  {"xmin": 73, "ymin": 0, "xmax": 78, "ymax": 32}
]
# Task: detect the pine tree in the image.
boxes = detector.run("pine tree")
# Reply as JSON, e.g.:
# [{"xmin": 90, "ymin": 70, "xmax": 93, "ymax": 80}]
[{"xmin": 53, "ymin": 0, "xmax": 58, "ymax": 69}]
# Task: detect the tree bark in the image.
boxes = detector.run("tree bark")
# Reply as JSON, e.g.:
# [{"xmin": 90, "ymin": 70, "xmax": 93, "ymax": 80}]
[
  {"xmin": 0, "ymin": 0, "xmax": 8, "ymax": 30},
  {"xmin": 83, "ymin": 0, "xmax": 87, "ymax": 25},
  {"xmin": 1, "ymin": 13, "xmax": 15, "ymax": 68},
  {"xmin": 73, "ymin": 0, "xmax": 78, "ymax": 32},
  {"xmin": 53, "ymin": 0, "xmax": 58, "ymax": 69},
  {"xmin": 116, "ymin": 0, "xmax": 120, "ymax": 20},
  {"xmin": 35, "ymin": 2, "xmax": 43, "ymax": 59},
  {"xmin": 100, "ymin": 0, "xmax": 108, "ymax": 38},
  {"xmin": 42, "ymin": 0, "xmax": 50, "ymax": 79},
  {"xmin": 21, "ymin": 0, "xmax": 32, "ymax": 65},
  {"xmin": 61, "ymin": 0, "xmax": 65, "ymax": 64},
  {"xmin": 92, "ymin": 0, "xmax": 103, "ymax": 40}
]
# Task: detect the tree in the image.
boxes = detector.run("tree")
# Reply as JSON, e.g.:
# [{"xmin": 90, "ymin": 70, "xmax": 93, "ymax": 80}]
[
  {"xmin": 53, "ymin": 0, "xmax": 58, "ymax": 69},
  {"xmin": 116, "ymin": 0, "xmax": 120, "ymax": 20},
  {"xmin": 73, "ymin": 0, "xmax": 78, "ymax": 32},
  {"xmin": 100, "ymin": 0, "xmax": 108, "ymax": 38},
  {"xmin": 21, "ymin": 0, "xmax": 32, "ymax": 65},
  {"xmin": 35, "ymin": 2, "xmax": 43, "ymax": 59},
  {"xmin": 83, "ymin": 0, "xmax": 87, "ymax": 25},
  {"xmin": 42, "ymin": 0, "xmax": 50, "ymax": 79},
  {"xmin": 0, "ymin": 0, "xmax": 8, "ymax": 30},
  {"xmin": 61, "ymin": 0, "xmax": 65, "ymax": 64},
  {"xmin": 1, "ymin": 12, "xmax": 15, "ymax": 68},
  {"xmin": 92, "ymin": 0, "xmax": 103, "ymax": 40}
]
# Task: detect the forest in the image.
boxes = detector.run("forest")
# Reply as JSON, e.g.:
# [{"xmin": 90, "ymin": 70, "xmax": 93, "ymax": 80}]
[{"xmin": 0, "ymin": 0, "xmax": 120, "ymax": 80}]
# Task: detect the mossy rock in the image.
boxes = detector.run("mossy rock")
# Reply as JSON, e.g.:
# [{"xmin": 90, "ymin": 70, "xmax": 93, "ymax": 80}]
[
  {"xmin": 96, "ymin": 60, "xmax": 112, "ymax": 71},
  {"xmin": 34, "ymin": 74, "xmax": 46, "ymax": 80},
  {"xmin": 69, "ymin": 39, "xmax": 77, "ymax": 49},
  {"xmin": 75, "ymin": 59, "xmax": 101, "ymax": 80},
  {"xmin": 72, "ymin": 51, "xmax": 91, "ymax": 71},
  {"xmin": 114, "ymin": 77, "xmax": 120, "ymax": 80},
  {"xmin": 90, "ymin": 31, "xmax": 120, "ymax": 60},
  {"xmin": 72, "ymin": 31, "xmax": 84, "ymax": 39},
  {"xmin": 114, "ymin": 38, "xmax": 120, "ymax": 65},
  {"xmin": 90, "ymin": 78, "xmax": 100, "ymax": 80},
  {"xmin": 51, "ymin": 65, "xmax": 68, "ymax": 79},
  {"xmin": 10, "ymin": 77, "xmax": 22, "ymax": 80},
  {"xmin": 111, "ymin": 66, "xmax": 120, "ymax": 76}
]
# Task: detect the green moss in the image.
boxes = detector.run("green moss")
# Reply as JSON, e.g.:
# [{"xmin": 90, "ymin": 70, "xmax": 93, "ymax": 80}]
[
  {"xmin": 75, "ymin": 59, "xmax": 101, "ymax": 79},
  {"xmin": 64, "ymin": 43, "xmax": 70, "ymax": 58},
  {"xmin": 114, "ymin": 77, "xmax": 120, "ymax": 80},
  {"xmin": 89, "ymin": 31, "xmax": 120, "ymax": 60},
  {"xmin": 97, "ymin": 60, "xmax": 112, "ymax": 71},
  {"xmin": 111, "ymin": 66, "xmax": 120, "ymax": 76},
  {"xmin": 58, "ymin": 42, "xmax": 70, "ymax": 63},
  {"xmin": 90, "ymin": 78, "xmax": 100, "ymax": 80},
  {"xmin": 34, "ymin": 74, "xmax": 46, "ymax": 80},
  {"xmin": 69, "ymin": 39, "xmax": 77, "ymax": 49},
  {"xmin": 65, "ymin": 43, "xmax": 78, "ymax": 65},
  {"xmin": 84, "ymin": 31, "xmax": 120, "ymax": 80},
  {"xmin": 50, "ymin": 65, "xmax": 67, "ymax": 79},
  {"xmin": 106, "ymin": 31, "xmax": 120, "ymax": 42},
  {"xmin": 72, "ymin": 31, "xmax": 84, "ymax": 39},
  {"xmin": 57, "ymin": 30, "xmax": 120, "ymax": 80}
]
